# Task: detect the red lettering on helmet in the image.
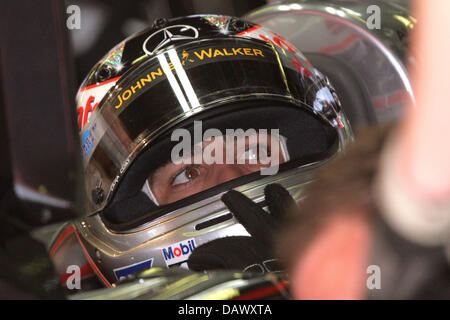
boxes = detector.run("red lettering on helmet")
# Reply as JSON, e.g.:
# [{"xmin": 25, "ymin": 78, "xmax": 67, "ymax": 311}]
[
  {"xmin": 272, "ymin": 36, "xmax": 295, "ymax": 53},
  {"xmin": 238, "ymin": 27, "xmax": 312, "ymax": 77},
  {"xmin": 292, "ymin": 55, "xmax": 311, "ymax": 76},
  {"xmin": 77, "ymin": 107, "xmax": 84, "ymax": 130},
  {"xmin": 78, "ymin": 96, "xmax": 99, "ymax": 130},
  {"xmin": 258, "ymin": 34, "xmax": 270, "ymax": 43}
]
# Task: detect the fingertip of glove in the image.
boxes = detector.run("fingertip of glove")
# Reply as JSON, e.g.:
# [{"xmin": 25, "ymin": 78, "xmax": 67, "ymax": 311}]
[
  {"xmin": 264, "ymin": 183, "xmax": 288, "ymax": 196},
  {"xmin": 221, "ymin": 189, "xmax": 245, "ymax": 204}
]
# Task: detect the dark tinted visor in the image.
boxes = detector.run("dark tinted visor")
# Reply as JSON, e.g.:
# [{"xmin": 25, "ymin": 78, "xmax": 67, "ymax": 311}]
[{"xmin": 82, "ymin": 37, "xmax": 341, "ymax": 214}]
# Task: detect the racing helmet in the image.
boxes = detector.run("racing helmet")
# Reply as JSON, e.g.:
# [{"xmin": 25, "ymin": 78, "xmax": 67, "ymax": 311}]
[{"xmin": 73, "ymin": 14, "xmax": 353, "ymax": 286}]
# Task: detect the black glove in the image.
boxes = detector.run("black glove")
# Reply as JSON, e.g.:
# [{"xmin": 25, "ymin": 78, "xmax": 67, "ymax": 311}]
[{"xmin": 187, "ymin": 183, "xmax": 297, "ymax": 275}]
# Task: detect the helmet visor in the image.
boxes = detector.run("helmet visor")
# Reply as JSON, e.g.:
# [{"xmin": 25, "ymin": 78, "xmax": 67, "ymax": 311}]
[{"xmin": 81, "ymin": 37, "xmax": 344, "ymax": 214}]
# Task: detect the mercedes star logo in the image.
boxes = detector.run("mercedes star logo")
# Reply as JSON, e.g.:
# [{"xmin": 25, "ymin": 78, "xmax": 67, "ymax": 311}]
[{"xmin": 143, "ymin": 25, "xmax": 199, "ymax": 55}]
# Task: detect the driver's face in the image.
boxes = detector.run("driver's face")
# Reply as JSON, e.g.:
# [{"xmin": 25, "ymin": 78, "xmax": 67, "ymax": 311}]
[{"xmin": 147, "ymin": 133, "xmax": 285, "ymax": 205}]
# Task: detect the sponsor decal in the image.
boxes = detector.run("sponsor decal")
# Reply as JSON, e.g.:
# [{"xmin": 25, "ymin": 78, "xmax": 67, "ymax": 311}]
[
  {"xmin": 203, "ymin": 15, "xmax": 229, "ymax": 29},
  {"xmin": 181, "ymin": 50, "xmax": 195, "ymax": 65},
  {"xmin": 237, "ymin": 25, "xmax": 312, "ymax": 76},
  {"xmin": 161, "ymin": 238, "xmax": 197, "ymax": 267},
  {"xmin": 114, "ymin": 46, "xmax": 266, "ymax": 110},
  {"xmin": 192, "ymin": 47, "xmax": 264, "ymax": 60},
  {"xmin": 110, "ymin": 175, "xmax": 120, "ymax": 193},
  {"xmin": 143, "ymin": 25, "xmax": 199, "ymax": 55},
  {"xmin": 114, "ymin": 64, "xmax": 174, "ymax": 109},
  {"xmin": 76, "ymin": 76, "xmax": 120, "ymax": 130},
  {"xmin": 80, "ymin": 115, "xmax": 107, "ymax": 164},
  {"xmin": 113, "ymin": 258, "xmax": 154, "ymax": 281},
  {"xmin": 82, "ymin": 129, "xmax": 94, "ymax": 157},
  {"xmin": 103, "ymin": 42, "xmax": 125, "ymax": 66}
]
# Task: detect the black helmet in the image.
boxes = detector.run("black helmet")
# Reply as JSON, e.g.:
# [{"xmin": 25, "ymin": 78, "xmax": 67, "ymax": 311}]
[{"xmin": 72, "ymin": 14, "xmax": 352, "ymax": 284}]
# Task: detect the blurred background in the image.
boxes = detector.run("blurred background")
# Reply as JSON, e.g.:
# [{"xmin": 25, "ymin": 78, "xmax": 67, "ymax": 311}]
[
  {"xmin": 68, "ymin": 0, "xmax": 412, "ymax": 86},
  {"xmin": 67, "ymin": 0, "xmax": 268, "ymax": 86}
]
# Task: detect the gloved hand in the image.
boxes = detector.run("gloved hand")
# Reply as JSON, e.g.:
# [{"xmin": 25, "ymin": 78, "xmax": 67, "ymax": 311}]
[{"xmin": 187, "ymin": 184, "xmax": 297, "ymax": 275}]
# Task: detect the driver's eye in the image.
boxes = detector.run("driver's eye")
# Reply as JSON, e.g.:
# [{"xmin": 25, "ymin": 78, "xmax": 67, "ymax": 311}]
[{"xmin": 171, "ymin": 165, "xmax": 201, "ymax": 186}]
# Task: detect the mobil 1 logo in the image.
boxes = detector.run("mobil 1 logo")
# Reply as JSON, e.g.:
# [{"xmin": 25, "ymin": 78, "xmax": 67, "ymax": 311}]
[{"xmin": 161, "ymin": 238, "xmax": 197, "ymax": 267}]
